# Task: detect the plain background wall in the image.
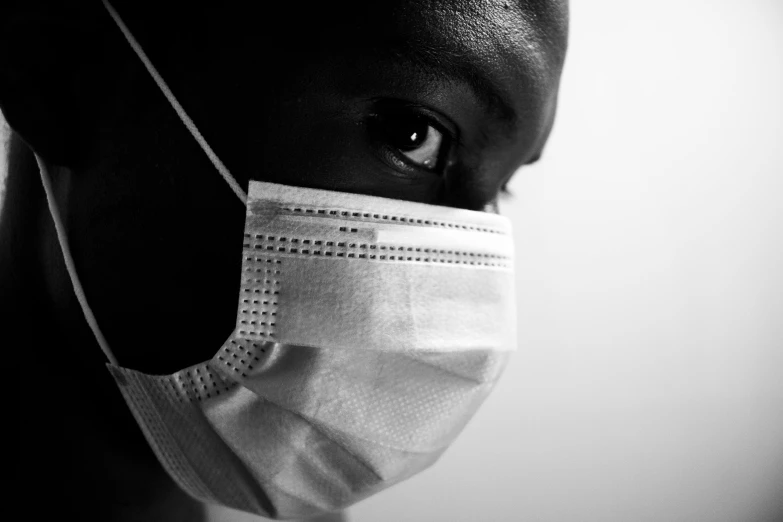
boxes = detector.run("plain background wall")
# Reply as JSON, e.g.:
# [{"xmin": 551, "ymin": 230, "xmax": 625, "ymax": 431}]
[{"xmin": 2, "ymin": 0, "xmax": 781, "ymax": 521}]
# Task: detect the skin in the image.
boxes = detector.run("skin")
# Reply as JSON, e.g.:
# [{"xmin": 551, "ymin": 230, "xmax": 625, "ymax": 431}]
[{"xmin": 1, "ymin": 1, "xmax": 567, "ymax": 520}]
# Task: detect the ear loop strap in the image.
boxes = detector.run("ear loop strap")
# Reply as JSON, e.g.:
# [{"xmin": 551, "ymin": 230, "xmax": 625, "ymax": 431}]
[
  {"xmin": 100, "ymin": 0, "xmax": 247, "ymax": 204},
  {"xmin": 36, "ymin": 155, "xmax": 118, "ymax": 366}
]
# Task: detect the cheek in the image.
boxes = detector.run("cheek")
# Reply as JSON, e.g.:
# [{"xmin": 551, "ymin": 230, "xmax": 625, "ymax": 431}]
[{"xmin": 69, "ymin": 173, "xmax": 247, "ymax": 374}]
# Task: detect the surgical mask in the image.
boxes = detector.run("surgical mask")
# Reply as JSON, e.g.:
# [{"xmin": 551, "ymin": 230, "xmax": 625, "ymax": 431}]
[{"xmin": 34, "ymin": 1, "xmax": 518, "ymax": 519}]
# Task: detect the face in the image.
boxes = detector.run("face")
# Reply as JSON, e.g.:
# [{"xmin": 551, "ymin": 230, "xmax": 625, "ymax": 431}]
[{"xmin": 26, "ymin": 1, "xmax": 567, "ymax": 375}]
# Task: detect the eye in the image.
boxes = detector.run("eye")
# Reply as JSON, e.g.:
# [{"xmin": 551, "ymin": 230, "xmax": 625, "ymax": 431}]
[
  {"xmin": 378, "ymin": 113, "xmax": 444, "ymax": 170},
  {"xmin": 368, "ymin": 104, "xmax": 454, "ymax": 175}
]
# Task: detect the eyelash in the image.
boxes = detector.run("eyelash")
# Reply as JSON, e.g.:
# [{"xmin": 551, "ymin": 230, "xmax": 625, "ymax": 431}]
[{"xmin": 367, "ymin": 102, "xmax": 456, "ymax": 177}]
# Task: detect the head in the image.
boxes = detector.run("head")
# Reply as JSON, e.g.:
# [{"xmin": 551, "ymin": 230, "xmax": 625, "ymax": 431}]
[{"xmin": 1, "ymin": 0, "xmax": 567, "ymax": 514}]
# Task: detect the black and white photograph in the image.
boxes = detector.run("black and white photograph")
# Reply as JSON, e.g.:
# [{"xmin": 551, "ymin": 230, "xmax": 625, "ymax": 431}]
[{"xmin": 2, "ymin": 1, "xmax": 781, "ymax": 521}]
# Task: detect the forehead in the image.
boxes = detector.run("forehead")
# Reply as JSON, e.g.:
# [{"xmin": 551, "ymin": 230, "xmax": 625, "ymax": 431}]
[
  {"xmin": 290, "ymin": 1, "xmax": 567, "ymax": 108},
  {"xmin": 382, "ymin": 0, "xmax": 568, "ymax": 82},
  {"xmin": 171, "ymin": 1, "xmax": 567, "ymax": 90}
]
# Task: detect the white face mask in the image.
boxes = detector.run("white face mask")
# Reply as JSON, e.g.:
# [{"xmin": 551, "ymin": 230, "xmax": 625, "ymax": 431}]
[
  {"xmin": 35, "ymin": 2, "xmax": 518, "ymax": 519},
  {"xmin": 106, "ymin": 180, "xmax": 516, "ymax": 519}
]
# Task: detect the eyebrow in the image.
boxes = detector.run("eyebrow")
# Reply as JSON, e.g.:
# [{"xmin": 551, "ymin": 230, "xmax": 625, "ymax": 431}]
[{"xmin": 393, "ymin": 48, "xmax": 519, "ymax": 129}]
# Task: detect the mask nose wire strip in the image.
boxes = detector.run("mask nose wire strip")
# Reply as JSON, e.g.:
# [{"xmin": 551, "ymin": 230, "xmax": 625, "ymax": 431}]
[
  {"xmin": 100, "ymin": 0, "xmax": 247, "ymax": 205},
  {"xmin": 35, "ymin": 154, "xmax": 118, "ymax": 366}
]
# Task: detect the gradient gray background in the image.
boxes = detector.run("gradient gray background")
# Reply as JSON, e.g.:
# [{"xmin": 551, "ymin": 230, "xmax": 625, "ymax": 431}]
[{"xmin": 2, "ymin": 0, "xmax": 781, "ymax": 520}]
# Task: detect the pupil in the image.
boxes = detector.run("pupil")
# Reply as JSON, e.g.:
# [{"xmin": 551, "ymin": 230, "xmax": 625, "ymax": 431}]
[{"xmin": 386, "ymin": 115, "xmax": 428, "ymax": 151}]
